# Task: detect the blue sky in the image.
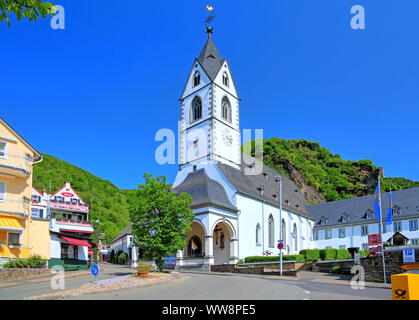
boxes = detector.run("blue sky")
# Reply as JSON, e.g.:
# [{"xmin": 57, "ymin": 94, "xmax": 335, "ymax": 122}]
[{"xmin": 2, "ymin": 0, "xmax": 419, "ymax": 189}]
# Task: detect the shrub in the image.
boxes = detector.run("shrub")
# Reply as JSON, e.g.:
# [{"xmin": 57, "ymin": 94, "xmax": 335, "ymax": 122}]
[
  {"xmin": 3, "ymin": 255, "xmax": 46, "ymax": 268},
  {"xmin": 137, "ymin": 261, "xmax": 152, "ymax": 273},
  {"xmin": 300, "ymin": 249, "xmax": 321, "ymax": 261},
  {"xmin": 320, "ymin": 249, "xmax": 337, "ymax": 261},
  {"xmin": 117, "ymin": 253, "xmax": 128, "ymax": 264},
  {"xmin": 359, "ymin": 250, "xmax": 369, "ymax": 257},
  {"xmin": 336, "ymin": 249, "xmax": 352, "ymax": 260},
  {"xmin": 331, "ymin": 265, "xmax": 342, "ymax": 274}
]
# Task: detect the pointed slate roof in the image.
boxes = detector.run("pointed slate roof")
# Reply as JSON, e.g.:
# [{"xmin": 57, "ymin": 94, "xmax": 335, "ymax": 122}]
[
  {"xmin": 172, "ymin": 169, "xmax": 237, "ymax": 212},
  {"xmin": 198, "ymin": 34, "xmax": 225, "ymax": 81}
]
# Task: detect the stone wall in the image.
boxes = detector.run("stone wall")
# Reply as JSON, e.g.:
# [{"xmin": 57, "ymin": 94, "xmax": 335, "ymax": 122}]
[
  {"xmin": 211, "ymin": 262, "xmax": 307, "ymax": 276},
  {"xmin": 0, "ymin": 268, "xmax": 51, "ymax": 282},
  {"xmin": 361, "ymin": 249, "xmax": 418, "ymax": 283},
  {"xmin": 314, "ymin": 260, "xmax": 355, "ymax": 273}
]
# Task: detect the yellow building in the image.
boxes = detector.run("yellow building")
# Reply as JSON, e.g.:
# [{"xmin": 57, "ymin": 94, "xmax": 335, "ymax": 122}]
[{"xmin": 0, "ymin": 118, "xmax": 46, "ymax": 264}]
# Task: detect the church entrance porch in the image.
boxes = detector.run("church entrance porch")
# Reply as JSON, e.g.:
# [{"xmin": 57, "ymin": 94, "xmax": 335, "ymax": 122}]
[{"xmin": 212, "ymin": 220, "xmax": 238, "ymax": 266}]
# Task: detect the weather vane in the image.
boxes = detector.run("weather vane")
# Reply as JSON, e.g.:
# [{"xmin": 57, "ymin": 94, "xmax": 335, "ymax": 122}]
[{"xmin": 205, "ymin": 5, "xmax": 215, "ymax": 26}]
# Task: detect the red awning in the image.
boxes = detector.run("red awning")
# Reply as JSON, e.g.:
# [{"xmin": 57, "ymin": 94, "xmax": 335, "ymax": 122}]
[
  {"xmin": 60, "ymin": 229, "xmax": 93, "ymax": 234},
  {"xmin": 88, "ymin": 250, "xmax": 94, "ymax": 255},
  {"xmin": 61, "ymin": 236, "xmax": 92, "ymax": 248}
]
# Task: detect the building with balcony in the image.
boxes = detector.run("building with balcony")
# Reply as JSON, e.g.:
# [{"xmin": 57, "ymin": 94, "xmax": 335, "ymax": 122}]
[
  {"xmin": 0, "ymin": 118, "xmax": 43, "ymax": 264},
  {"xmin": 37, "ymin": 182, "xmax": 94, "ymax": 270}
]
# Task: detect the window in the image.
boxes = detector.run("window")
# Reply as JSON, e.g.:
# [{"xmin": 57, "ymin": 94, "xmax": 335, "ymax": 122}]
[
  {"xmin": 222, "ymin": 72, "xmax": 229, "ymax": 87},
  {"xmin": 411, "ymin": 239, "xmax": 419, "ymax": 246},
  {"xmin": 409, "ymin": 220, "xmax": 418, "ymax": 231},
  {"xmin": 293, "ymin": 223, "xmax": 298, "ymax": 251},
  {"xmin": 365, "ymin": 209, "xmax": 373, "ymax": 220},
  {"xmin": 361, "ymin": 225, "xmax": 369, "ymax": 236},
  {"xmin": 313, "ymin": 230, "xmax": 319, "ymax": 241},
  {"xmin": 339, "ymin": 245, "xmax": 346, "ymax": 250},
  {"xmin": 39, "ymin": 209, "xmax": 45, "ymax": 219},
  {"xmin": 256, "ymin": 223, "xmax": 261, "ymax": 246},
  {"xmin": 191, "ymin": 96, "xmax": 202, "ymax": 122},
  {"xmin": 394, "ymin": 221, "xmax": 402, "ymax": 232},
  {"xmin": 362, "ymin": 243, "xmax": 368, "ymax": 251},
  {"xmin": 31, "ymin": 208, "xmax": 39, "ymax": 218},
  {"xmin": 281, "ymin": 219, "xmax": 286, "ymax": 245},
  {"xmin": 8, "ymin": 232, "xmax": 20, "ymax": 246},
  {"xmin": 268, "ymin": 215, "xmax": 274, "ymax": 248},
  {"xmin": 0, "ymin": 140, "xmax": 7, "ymax": 158},
  {"xmin": 221, "ymin": 97, "xmax": 232, "ymax": 123},
  {"xmin": 393, "ymin": 206, "xmax": 401, "ymax": 216},
  {"xmin": 0, "ymin": 181, "xmax": 5, "ymax": 201},
  {"xmin": 339, "ymin": 228, "xmax": 346, "ymax": 238},
  {"xmin": 32, "ymin": 195, "xmax": 41, "ymax": 203},
  {"xmin": 341, "ymin": 214, "xmax": 349, "ymax": 223},
  {"xmin": 325, "ymin": 229, "xmax": 332, "ymax": 240},
  {"xmin": 193, "ymin": 71, "xmax": 201, "ymax": 87}
]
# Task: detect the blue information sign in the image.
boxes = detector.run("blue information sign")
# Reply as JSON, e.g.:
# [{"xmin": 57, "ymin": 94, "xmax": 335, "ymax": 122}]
[{"xmin": 91, "ymin": 264, "xmax": 99, "ymax": 276}]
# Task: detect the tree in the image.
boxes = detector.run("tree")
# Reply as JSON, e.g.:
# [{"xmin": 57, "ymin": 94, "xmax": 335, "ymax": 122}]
[
  {"xmin": 130, "ymin": 174, "xmax": 194, "ymax": 272},
  {"xmin": 0, "ymin": 0, "xmax": 54, "ymax": 27}
]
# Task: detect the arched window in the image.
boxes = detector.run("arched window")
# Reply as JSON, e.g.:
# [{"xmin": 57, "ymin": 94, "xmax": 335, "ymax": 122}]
[
  {"xmin": 193, "ymin": 71, "xmax": 201, "ymax": 87},
  {"xmin": 191, "ymin": 96, "xmax": 202, "ymax": 123},
  {"xmin": 268, "ymin": 215, "xmax": 274, "ymax": 248},
  {"xmin": 188, "ymin": 236, "xmax": 202, "ymax": 257},
  {"xmin": 256, "ymin": 223, "xmax": 261, "ymax": 246},
  {"xmin": 221, "ymin": 97, "xmax": 232, "ymax": 123},
  {"xmin": 281, "ymin": 219, "xmax": 286, "ymax": 246},
  {"xmin": 222, "ymin": 72, "xmax": 229, "ymax": 87},
  {"xmin": 293, "ymin": 223, "xmax": 298, "ymax": 251}
]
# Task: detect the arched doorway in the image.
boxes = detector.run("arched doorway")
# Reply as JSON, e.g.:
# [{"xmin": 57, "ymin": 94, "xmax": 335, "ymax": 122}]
[
  {"xmin": 213, "ymin": 220, "xmax": 236, "ymax": 265},
  {"xmin": 185, "ymin": 221, "xmax": 206, "ymax": 258}
]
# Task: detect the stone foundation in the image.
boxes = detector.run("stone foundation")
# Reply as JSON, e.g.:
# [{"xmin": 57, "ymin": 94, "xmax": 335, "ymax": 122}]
[{"xmin": 0, "ymin": 268, "xmax": 51, "ymax": 282}]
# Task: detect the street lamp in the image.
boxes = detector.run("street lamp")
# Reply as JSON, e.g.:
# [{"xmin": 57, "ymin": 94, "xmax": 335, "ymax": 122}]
[{"xmin": 275, "ymin": 175, "xmax": 283, "ymax": 276}]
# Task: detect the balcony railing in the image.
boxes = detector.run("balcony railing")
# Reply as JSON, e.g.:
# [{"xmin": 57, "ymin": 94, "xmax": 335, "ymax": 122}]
[
  {"xmin": 49, "ymin": 200, "xmax": 89, "ymax": 213},
  {"xmin": 0, "ymin": 152, "xmax": 32, "ymax": 177},
  {"xmin": 54, "ymin": 218, "xmax": 92, "ymax": 226},
  {"xmin": 0, "ymin": 196, "xmax": 30, "ymax": 216}
]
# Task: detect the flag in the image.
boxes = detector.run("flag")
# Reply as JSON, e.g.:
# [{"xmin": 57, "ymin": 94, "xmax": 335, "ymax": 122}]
[
  {"xmin": 386, "ymin": 190, "xmax": 393, "ymax": 225},
  {"xmin": 374, "ymin": 180, "xmax": 382, "ymax": 220},
  {"xmin": 191, "ymin": 239, "xmax": 198, "ymax": 251},
  {"xmin": 206, "ymin": 5, "xmax": 214, "ymax": 12}
]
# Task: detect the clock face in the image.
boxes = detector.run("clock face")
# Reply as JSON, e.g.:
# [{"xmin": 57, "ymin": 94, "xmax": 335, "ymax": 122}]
[{"xmin": 222, "ymin": 129, "xmax": 233, "ymax": 146}]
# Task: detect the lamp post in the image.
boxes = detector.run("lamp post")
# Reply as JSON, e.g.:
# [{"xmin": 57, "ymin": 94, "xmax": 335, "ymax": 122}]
[
  {"xmin": 275, "ymin": 175, "xmax": 283, "ymax": 276},
  {"xmin": 95, "ymin": 220, "xmax": 100, "ymax": 264}
]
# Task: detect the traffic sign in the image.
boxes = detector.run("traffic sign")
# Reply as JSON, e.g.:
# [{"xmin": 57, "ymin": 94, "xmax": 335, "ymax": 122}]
[
  {"xmin": 277, "ymin": 240, "xmax": 284, "ymax": 250},
  {"xmin": 91, "ymin": 264, "xmax": 99, "ymax": 277}
]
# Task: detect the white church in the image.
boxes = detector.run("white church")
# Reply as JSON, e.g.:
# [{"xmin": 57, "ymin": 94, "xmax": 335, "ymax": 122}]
[{"xmin": 172, "ymin": 29, "xmax": 314, "ymax": 270}]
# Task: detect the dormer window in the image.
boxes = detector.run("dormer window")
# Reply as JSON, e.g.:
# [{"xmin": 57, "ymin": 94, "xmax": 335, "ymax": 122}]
[
  {"xmin": 191, "ymin": 96, "xmax": 202, "ymax": 123},
  {"xmin": 193, "ymin": 71, "xmax": 201, "ymax": 87},
  {"xmin": 221, "ymin": 96, "xmax": 232, "ymax": 123},
  {"xmin": 222, "ymin": 72, "xmax": 229, "ymax": 87},
  {"xmin": 319, "ymin": 216, "xmax": 328, "ymax": 226},
  {"xmin": 393, "ymin": 206, "xmax": 401, "ymax": 216},
  {"xmin": 365, "ymin": 209, "xmax": 373, "ymax": 220},
  {"xmin": 258, "ymin": 185, "xmax": 264, "ymax": 196},
  {"xmin": 341, "ymin": 213, "xmax": 349, "ymax": 223},
  {"xmin": 273, "ymin": 193, "xmax": 279, "ymax": 201}
]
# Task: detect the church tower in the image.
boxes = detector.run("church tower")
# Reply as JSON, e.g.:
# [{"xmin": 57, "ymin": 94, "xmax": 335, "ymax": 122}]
[{"xmin": 178, "ymin": 28, "xmax": 241, "ymax": 174}]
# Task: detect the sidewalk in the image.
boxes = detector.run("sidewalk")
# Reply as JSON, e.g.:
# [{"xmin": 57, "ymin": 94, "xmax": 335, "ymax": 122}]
[{"xmin": 177, "ymin": 270, "xmax": 392, "ymax": 290}]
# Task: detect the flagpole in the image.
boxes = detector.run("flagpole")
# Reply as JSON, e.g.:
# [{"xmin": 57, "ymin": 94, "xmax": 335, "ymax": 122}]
[{"xmin": 378, "ymin": 178, "xmax": 387, "ymax": 284}]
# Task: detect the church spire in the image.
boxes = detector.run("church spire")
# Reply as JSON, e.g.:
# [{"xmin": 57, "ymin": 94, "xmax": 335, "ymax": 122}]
[{"xmin": 198, "ymin": 28, "xmax": 224, "ymax": 81}]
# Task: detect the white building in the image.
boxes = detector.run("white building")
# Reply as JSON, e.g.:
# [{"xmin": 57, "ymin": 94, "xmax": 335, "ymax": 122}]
[
  {"xmin": 171, "ymin": 29, "xmax": 314, "ymax": 271},
  {"xmin": 32, "ymin": 182, "xmax": 94, "ymax": 270},
  {"xmin": 109, "ymin": 223, "xmax": 141, "ymax": 264},
  {"xmin": 309, "ymin": 187, "xmax": 419, "ymax": 250}
]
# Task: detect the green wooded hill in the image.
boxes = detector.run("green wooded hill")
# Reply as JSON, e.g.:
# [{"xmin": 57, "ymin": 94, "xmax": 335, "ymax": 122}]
[
  {"xmin": 243, "ymin": 138, "xmax": 419, "ymax": 204},
  {"xmin": 33, "ymin": 154, "xmax": 130, "ymax": 244}
]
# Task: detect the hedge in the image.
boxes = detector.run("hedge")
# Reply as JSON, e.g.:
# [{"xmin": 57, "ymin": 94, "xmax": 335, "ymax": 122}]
[
  {"xmin": 3, "ymin": 255, "xmax": 47, "ymax": 269},
  {"xmin": 244, "ymin": 255, "xmax": 305, "ymax": 264},
  {"xmin": 300, "ymin": 249, "xmax": 320, "ymax": 261},
  {"xmin": 320, "ymin": 249, "xmax": 337, "ymax": 261}
]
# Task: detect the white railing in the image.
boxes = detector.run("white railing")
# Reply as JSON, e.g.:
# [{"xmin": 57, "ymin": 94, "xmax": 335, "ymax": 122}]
[{"xmin": 0, "ymin": 152, "xmax": 32, "ymax": 174}]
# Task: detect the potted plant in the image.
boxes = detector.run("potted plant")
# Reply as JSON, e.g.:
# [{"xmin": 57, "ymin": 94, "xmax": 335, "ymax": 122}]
[{"xmin": 137, "ymin": 261, "xmax": 152, "ymax": 276}]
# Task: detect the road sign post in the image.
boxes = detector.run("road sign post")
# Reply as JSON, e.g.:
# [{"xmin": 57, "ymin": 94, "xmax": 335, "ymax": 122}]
[
  {"xmin": 277, "ymin": 240, "xmax": 284, "ymax": 276},
  {"xmin": 91, "ymin": 264, "xmax": 99, "ymax": 283}
]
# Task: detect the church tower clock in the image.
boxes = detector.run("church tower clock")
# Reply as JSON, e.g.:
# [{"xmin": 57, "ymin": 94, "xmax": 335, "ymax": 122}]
[{"xmin": 178, "ymin": 28, "xmax": 241, "ymax": 174}]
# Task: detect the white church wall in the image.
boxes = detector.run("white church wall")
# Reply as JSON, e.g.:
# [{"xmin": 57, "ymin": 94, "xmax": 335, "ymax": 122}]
[{"xmin": 236, "ymin": 194, "xmax": 315, "ymax": 260}]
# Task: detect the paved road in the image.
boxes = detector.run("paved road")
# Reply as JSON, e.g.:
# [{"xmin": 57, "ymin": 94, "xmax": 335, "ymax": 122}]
[
  {"xmin": 0, "ymin": 264, "xmax": 134, "ymax": 300},
  {"xmin": 65, "ymin": 272, "xmax": 391, "ymax": 300},
  {"xmin": 0, "ymin": 265, "xmax": 391, "ymax": 300}
]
